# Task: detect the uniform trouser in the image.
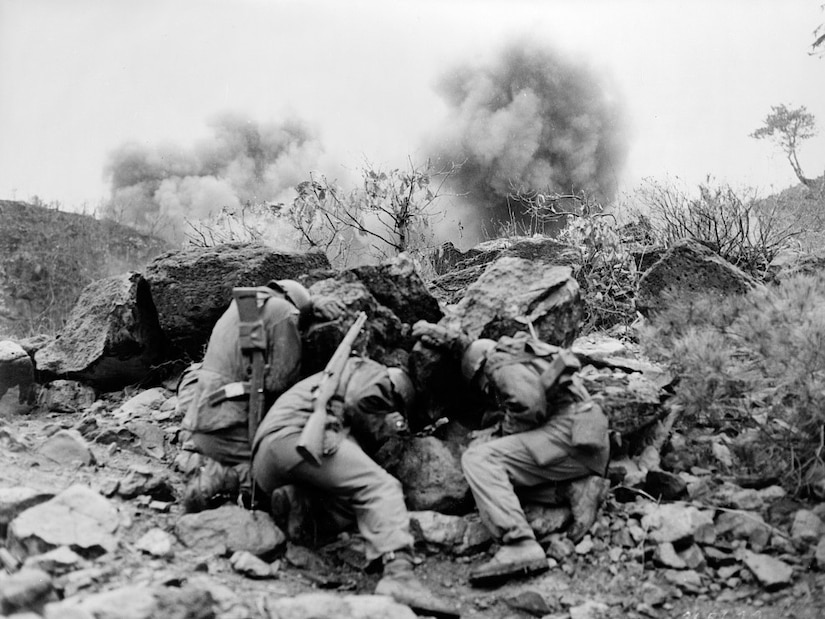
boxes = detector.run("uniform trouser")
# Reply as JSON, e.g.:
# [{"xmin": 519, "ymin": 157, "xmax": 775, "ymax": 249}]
[
  {"xmin": 252, "ymin": 433, "xmax": 414, "ymax": 562},
  {"xmin": 189, "ymin": 424, "xmax": 252, "ymax": 492},
  {"xmin": 190, "ymin": 423, "xmax": 250, "ymax": 465},
  {"xmin": 461, "ymin": 424, "xmax": 603, "ymax": 544}
]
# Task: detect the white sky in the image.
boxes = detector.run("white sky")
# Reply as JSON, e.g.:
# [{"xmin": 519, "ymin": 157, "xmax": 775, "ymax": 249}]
[{"xmin": 1, "ymin": 0, "xmax": 824, "ymax": 208}]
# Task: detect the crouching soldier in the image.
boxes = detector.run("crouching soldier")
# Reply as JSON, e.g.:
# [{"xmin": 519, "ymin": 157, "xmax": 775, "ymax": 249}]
[
  {"xmin": 251, "ymin": 355, "xmax": 459, "ymax": 618},
  {"xmin": 413, "ymin": 322, "xmax": 611, "ymax": 586},
  {"xmin": 178, "ymin": 279, "xmax": 343, "ymax": 512}
]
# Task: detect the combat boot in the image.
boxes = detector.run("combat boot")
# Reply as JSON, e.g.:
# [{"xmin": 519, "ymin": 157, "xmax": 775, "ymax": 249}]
[
  {"xmin": 182, "ymin": 458, "xmax": 240, "ymax": 513},
  {"xmin": 565, "ymin": 475, "xmax": 610, "ymax": 543},
  {"xmin": 468, "ymin": 538, "xmax": 548, "ymax": 586},
  {"xmin": 375, "ymin": 549, "xmax": 461, "ymax": 618},
  {"xmin": 270, "ymin": 484, "xmax": 314, "ymax": 541}
]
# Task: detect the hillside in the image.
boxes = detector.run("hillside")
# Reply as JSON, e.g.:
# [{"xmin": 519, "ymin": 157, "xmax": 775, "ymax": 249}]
[{"xmin": 0, "ymin": 200, "xmax": 172, "ymax": 338}]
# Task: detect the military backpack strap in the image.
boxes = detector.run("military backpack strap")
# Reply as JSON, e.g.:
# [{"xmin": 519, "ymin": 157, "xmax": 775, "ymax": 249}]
[{"xmin": 232, "ymin": 287, "xmax": 272, "ymax": 449}]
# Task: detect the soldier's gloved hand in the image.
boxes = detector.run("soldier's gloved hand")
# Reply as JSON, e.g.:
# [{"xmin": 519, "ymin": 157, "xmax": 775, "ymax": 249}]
[
  {"xmin": 385, "ymin": 411, "xmax": 408, "ymax": 435},
  {"xmin": 412, "ymin": 321, "xmax": 470, "ymax": 354},
  {"xmin": 312, "ymin": 297, "xmax": 346, "ymax": 321}
]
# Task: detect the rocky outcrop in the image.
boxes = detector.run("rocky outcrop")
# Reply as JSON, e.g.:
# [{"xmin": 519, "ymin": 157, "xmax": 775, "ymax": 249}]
[
  {"xmin": 636, "ymin": 239, "xmax": 759, "ymax": 316},
  {"xmin": 34, "ymin": 272, "xmax": 164, "ymax": 390},
  {"xmin": 442, "ymin": 257, "xmax": 584, "ymax": 346},
  {"xmin": 144, "ymin": 243, "xmax": 330, "ymax": 359},
  {"xmin": 301, "ymin": 279, "xmax": 406, "ymax": 376},
  {"xmin": 300, "ymin": 254, "xmax": 444, "ymax": 375},
  {"xmin": 430, "ymin": 237, "xmax": 581, "ymax": 305},
  {"xmin": 0, "ymin": 200, "xmax": 170, "ymax": 340},
  {"xmin": 347, "ymin": 254, "xmax": 442, "ymax": 325}
]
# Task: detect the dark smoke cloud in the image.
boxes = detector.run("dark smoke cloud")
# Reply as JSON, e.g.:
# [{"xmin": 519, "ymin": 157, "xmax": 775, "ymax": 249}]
[
  {"xmin": 428, "ymin": 42, "xmax": 627, "ymax": 231},
  {"xmin": 103, "ymin": 113, "xmax": 325, "ymax": 242}
]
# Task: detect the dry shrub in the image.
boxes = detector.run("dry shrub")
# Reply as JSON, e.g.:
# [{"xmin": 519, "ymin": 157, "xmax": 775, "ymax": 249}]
[
  {"xmin": 632, "ymin": 178, "xmax": 808, "ymax": 278},
  {"xmin": 640, "ymin": 274, "xmax": 825, "ymax": 492}
]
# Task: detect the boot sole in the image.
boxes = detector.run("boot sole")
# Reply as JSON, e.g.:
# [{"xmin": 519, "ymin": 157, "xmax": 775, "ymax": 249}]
[{"xmin": 469, "ymin": 557, "xmax": 549, "ymax": 586}]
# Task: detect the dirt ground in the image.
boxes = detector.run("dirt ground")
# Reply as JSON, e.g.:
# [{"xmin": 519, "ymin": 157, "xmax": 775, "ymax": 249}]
[{"xmin": 2, "ymin": 391, "xmax": 824, "ymax": 619}]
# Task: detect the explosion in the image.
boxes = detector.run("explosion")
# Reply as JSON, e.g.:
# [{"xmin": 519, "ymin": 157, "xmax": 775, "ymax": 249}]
[
  {"xmin": 102, "ymin": 113, "xmax": 326, "ymax": 242},
  {"xmin": 428, "ymin": 42, "xmax": 627, "ymax": 234}
]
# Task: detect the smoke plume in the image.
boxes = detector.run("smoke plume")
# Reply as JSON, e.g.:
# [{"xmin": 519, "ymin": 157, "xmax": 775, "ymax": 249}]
[
  {"xmin": 428, "ymin": 42, "xmax": 627, "ymax": 232},
  {"xmin": 103, "ymin": 113, "xmax": 326, "ymax": 242}
]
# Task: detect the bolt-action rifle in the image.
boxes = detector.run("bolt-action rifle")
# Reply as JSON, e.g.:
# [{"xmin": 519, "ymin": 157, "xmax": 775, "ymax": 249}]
[
  {"xmin": 297, "ymin": 311, "xmax": 367, "ymax": 466},
  {"xmin": 232, "ymin": 287, "xmax": 269, "ymax": 447}
]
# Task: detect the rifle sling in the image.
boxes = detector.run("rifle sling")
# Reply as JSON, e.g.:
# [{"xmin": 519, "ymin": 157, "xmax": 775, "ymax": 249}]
[{"xmin": 233, "ymin": 291, "xmax": 268, "ymax": 448}]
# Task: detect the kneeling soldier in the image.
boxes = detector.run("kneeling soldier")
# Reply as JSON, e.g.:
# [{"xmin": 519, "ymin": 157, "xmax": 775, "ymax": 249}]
[
  {"xmin": 251, "ymin": 355, "xmax": 459, "ymax": 618},
  {"xmin": 178, "ymin": 279, "xmax": 343, "ymax": 511},
  {"xmin": 414, "ymin": 322, "xmax": 611, "ymax": 586}
]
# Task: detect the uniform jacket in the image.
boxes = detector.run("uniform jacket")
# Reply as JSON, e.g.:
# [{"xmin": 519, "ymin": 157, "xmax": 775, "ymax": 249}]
[
  {"xmin": 252, "ymin": 357, "xmax": 402, "ymax": 471},
  {"xmin": 479, "ymin": 335, "xmax": 609, "ymax": 474}
]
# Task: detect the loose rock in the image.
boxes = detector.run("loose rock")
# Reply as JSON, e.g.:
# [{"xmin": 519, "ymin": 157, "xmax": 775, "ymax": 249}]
[
  {"xmin": 714, "ymin": 511, "xmax": 771, "ymax": 551},
  {"xmin": 38, "ymin": 429, "xmax": 95, "ymax": 466},
  {"xmin": 136, "ymin": 528, "xmax": 174, "ymax": 558},
  {"xmin": 390, "ymin": 436, "xmax": 469, "ymax": 512},
  {"xmin": 790, "ymin": 509, "xmax": 823, "ymax": 545},
  {"xmin": 8, "ymin": 485, "xmax": 121, "ymax": 559},
  {"xmin": 0, "ymin": 487, "xmax": 53, "ymax": 534},
  {"xmin": 0, "ymin": 568, "xmax": 54, "ymax": 616},
  {"xmin": 35, "ymin": 380, "xmax": 96, "ymax": 414},
  {"xmin": 230, "ymin": 550, "xmax": 273, "ymax": 579},
  {"xmin": 175, "ymin": 505, "xmax": 284, "ymax": 556},
  {"xmin": 22, "ymin": 546, "xmax": 85, "ymax": 576},
  {"xmin": 263, "ymin": 592, "xmax": 418, "ymax": 619},
  {"xmin": 639, "ymin": 503, "xmax": 715, "ymax": 545},
  {"xmin": 742, "ymin": 550, "xmax": 794, "ymax": 591}
]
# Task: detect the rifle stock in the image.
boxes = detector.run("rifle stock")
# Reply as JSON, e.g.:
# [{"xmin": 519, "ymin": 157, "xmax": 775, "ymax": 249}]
[{"xmin": 297, "ymin": 311, "xmax": 368, "ymax": 466}]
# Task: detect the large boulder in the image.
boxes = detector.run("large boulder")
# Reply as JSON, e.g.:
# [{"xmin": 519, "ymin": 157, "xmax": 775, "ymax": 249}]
[
  {"xmin": 0, "ymin": 339, "xmax": 34, "ymax": 401},
  {"xmin": 442, "ymin": 257, "xmax": 584, "ymax": 346},
  {"xmin": 348, "ymin": 254, "xmax": 442, "ymax": 325},
  {"xmin": 301, "ymin": 279, "xmax": 406, "ymax": 376},
  {"xmin": 144, "ymin": 243, "xmax": 329, "ymax": 359},
  {"xmin": 300, "ymin": 254, "xmax": 444, "ymax": 375},
  {"xmin": 429, "ymin": 236, "xmax": 581, "ymax": 305},
  {"xmin": 34, "ymin": 272, "xmax": 164, "ymax": 390},
  {"xmin": 636, "ymin": 239, "xmax": 759, "ymax": 316},
  {"xmin": 389, "ymin": 436, "xmax": 470, "ymax": 514}
]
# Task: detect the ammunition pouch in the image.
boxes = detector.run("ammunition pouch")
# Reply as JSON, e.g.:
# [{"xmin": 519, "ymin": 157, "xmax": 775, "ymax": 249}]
[{"xmin": 569, "ymin": 401, "xmax": 609, "ymax": 451}]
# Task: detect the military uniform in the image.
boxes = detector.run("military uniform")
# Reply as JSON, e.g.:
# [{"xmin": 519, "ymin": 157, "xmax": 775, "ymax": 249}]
[
  {"xmin": 181, "ymin": 291, "xmax": 302, "ymax": 465},
  {"xmin": 251, "ymin": 356, "xmax": 414, "ymax": 561},
  {"xmin": 462, "ymin": 337, "xmax": 610, "ymax": 544}
]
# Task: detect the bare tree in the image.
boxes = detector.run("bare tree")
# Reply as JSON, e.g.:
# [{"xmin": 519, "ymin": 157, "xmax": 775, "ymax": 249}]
[{"xmin": 288, "ymin": 159, "xmax": 461, "ymax": 265}]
